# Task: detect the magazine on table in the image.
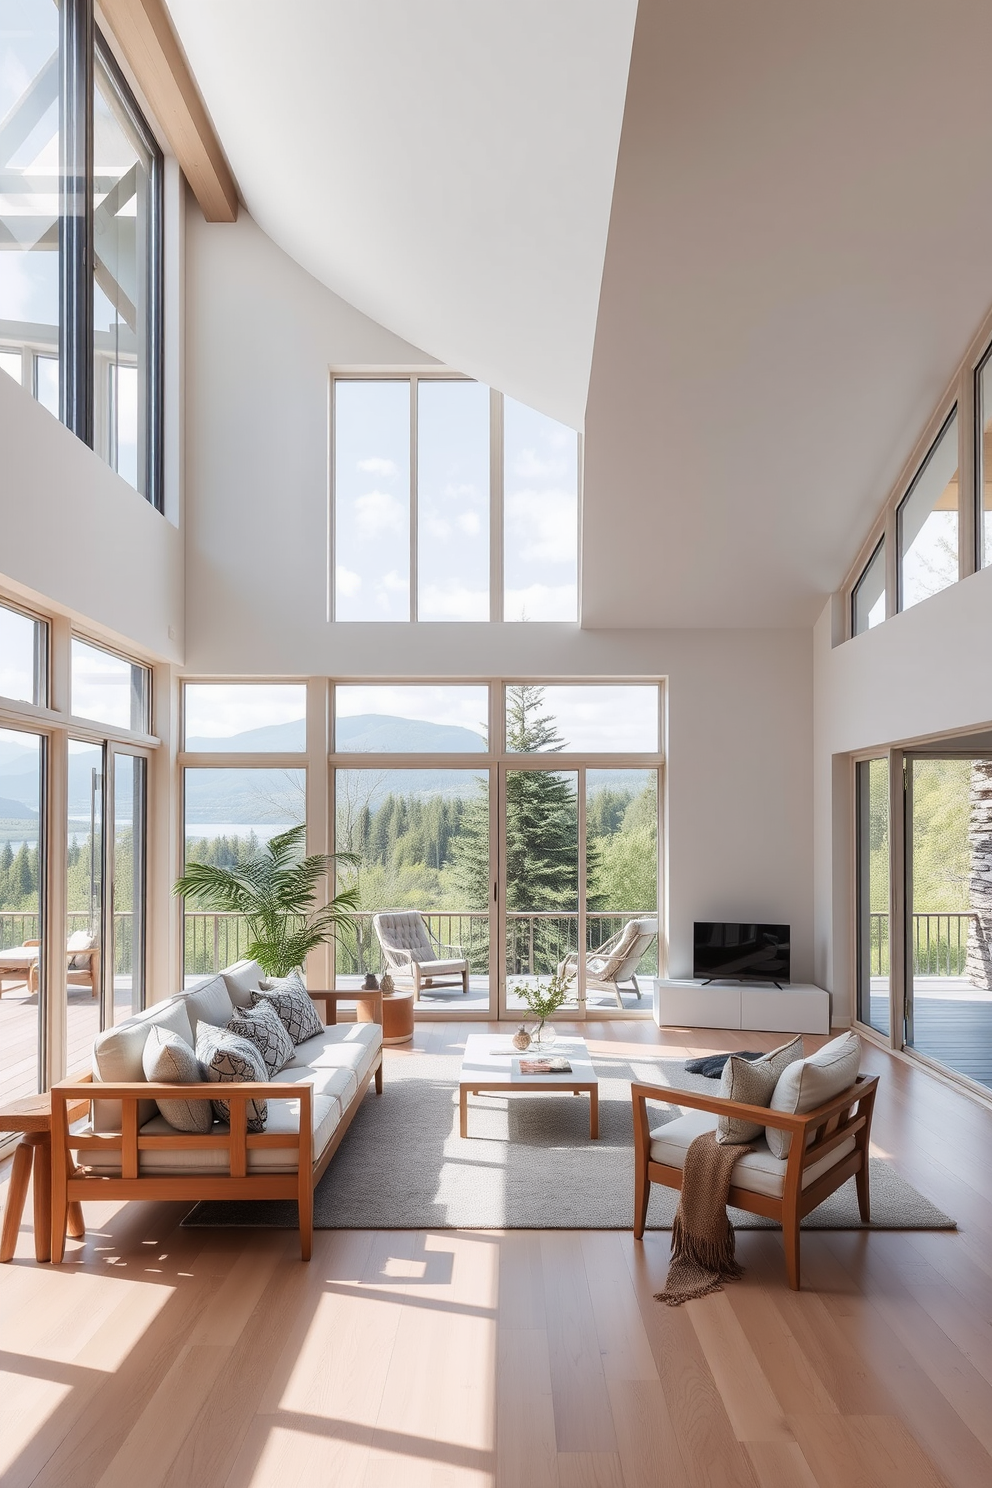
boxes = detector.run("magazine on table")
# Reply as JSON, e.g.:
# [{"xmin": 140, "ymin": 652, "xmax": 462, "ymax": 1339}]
[{"xmin": 518, "ymin": 1057, "xmax": 573, "ymax": 1075}]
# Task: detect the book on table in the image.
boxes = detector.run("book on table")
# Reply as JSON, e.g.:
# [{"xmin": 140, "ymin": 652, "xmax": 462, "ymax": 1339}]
[{"xmin": 518, "ymin": 1057, "xmax": 573, "ymax": 1075}]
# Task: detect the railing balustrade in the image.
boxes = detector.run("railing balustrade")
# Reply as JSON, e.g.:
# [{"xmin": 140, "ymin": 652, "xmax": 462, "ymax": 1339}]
[{"xmin": 868, "ymin": 911, "xmax": 977, "ymax": 977}]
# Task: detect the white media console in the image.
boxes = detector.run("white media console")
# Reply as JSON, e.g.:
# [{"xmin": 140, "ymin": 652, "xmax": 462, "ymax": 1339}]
[{"xmin": 652, "ymin": 979, "xmax": 831, "ymax": 1035}]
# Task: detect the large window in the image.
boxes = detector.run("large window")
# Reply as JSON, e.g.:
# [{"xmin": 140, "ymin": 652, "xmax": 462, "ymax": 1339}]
[
  {"xmin": 332, "ymin": 375, "xmax": 579, "ymax": 622},
  {"xmin": 976, "ymin": 346, "xmax": 992, "ymax": 569},
  {"xmin": 71, "ymin": 637, "xmax": 150, "ymax": 732},
  {"xmin": 0, "ymin": 601, "xmax": 47, "ymax": 706},
  {"xmin": 0, "ymin": 1, "xmax": 163, "ymax": 505},
  {"xmin": 851, "ymin": 538, "xmax": 886, "ymax": 637}
]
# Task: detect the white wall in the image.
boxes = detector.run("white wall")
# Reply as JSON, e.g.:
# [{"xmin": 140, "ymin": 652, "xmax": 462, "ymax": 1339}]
[{"xmin": 0, "ymin": 369, "xmax": 183, "ymax": 663}]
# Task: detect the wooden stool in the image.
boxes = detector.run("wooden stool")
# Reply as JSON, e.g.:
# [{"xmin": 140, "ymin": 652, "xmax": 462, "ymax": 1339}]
[
  {"xmin": 1, "ymin": 1094, "xmax": 87, "ymax": 1263},
  {"xmin": 380, "ymin": 991, "xmax": 415, "ymax": 1045}
]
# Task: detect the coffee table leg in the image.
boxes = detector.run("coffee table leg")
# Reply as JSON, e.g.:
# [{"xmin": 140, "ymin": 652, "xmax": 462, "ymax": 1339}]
[
  {"xmin": 459, "ymin": 1085, "xmax": 468, "ymax": 1139},
  {"xmin": 589, "ymin": 1087, "xmax": 599, "ymax": 1140},
  {"xmin": 0, "ymin": 1140, "xmax": 33, "ymax": 1262},
  {"xmin": 31, "ymin": 1133, "xmax": 51, "ymax": 1263}
]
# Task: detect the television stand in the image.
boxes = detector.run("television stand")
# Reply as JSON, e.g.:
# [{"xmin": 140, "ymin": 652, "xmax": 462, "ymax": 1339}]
[
  {"xmin": 653, "ymin": 979, "xmax": 830, "ymax": 1034},
  {"xmin": 701, "ymin": 978, "xmax": 785, "ymax": 990}
]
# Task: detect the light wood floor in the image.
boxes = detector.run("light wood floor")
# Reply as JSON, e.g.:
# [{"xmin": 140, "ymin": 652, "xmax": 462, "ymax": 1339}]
[{"xmin": 2, "ymin": 1019, "xmax": 991, "ymax": 1488}]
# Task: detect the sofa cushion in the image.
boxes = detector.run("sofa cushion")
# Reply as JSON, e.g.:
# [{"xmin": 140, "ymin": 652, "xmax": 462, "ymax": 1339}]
[
  {"xmin": 716, "ymin": 1035, "xmax": 803, "ymax": 1144},
  {"xmin": 290, "ymin": 1022, "xmax": 382, "ymax": 1084},
  {"xmin": 270, "ymin": 1062, "xmax": 358, "ymax": 1116},
  {"xmin": 255, "ymin": 971, "xmax": 323, "ymax": 1045},
  {"xmin": 766, "ymin": 1032, "xmax": 862, "ymax": 1159},
  {"xmin": 92, "ymin": 997, "xmax": 195, "ymax": 1132},
  {"xmin": 221, "ymin": 960, "xmax": 264, "ymax": 1007},
  {"xmin": 141, "ymin": 1025, "xmax": 212, "ymax": 1134},
  {"xmin": 649, "ymin": 1110, "xmax": 857, "ymax": 1201},
  {"xmin": 75, "ymin": 1080, "xmax": 348, "ymax": 1175},
  {"xmin": 227, "ymin": 1000, "xmax": 294, "ymax": 1076},
  {"xmin": 181, "ymin": 975, "xmax": 235, "ymax": 1035},
  {"xmin": 196, "ymin": 1023, "xmax": 268, "ymax": 1131}
]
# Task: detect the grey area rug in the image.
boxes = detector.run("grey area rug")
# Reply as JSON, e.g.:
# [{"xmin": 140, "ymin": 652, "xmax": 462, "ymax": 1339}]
[{"xmin": 182, "ymin": 1052, "xmax": 955, "ymax": 1232}]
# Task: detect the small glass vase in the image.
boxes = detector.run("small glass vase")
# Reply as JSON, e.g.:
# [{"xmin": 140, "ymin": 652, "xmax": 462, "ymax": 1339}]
[{"xmin": 530, "ymin": 1020, "xmax": 557, "ymax": 1050}]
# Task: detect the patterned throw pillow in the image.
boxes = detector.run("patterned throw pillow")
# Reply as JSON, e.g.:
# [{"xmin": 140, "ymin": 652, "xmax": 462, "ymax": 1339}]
[
  {"xmin": 226, "ymin": 999, "xmax": 294, "ymax": 1076},
  {"xmin": 141, "ymin": 1024, "xmax": 212, "ymax": 1134},
  {"xmin": 254, "ymin": 971, "xmax": 322, "ymax": 1046},
  {"xmin": 716, "ymin": 1035, "xmax": 804, "ymax": 1144},
  {"xmin": 195, "ymin": 1023, "xmax": 268, "ymax": 1131}
]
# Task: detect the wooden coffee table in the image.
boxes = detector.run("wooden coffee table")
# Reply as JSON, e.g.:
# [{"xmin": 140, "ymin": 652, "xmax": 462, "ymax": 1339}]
[{"xmin": 458, "ymin": 1033, "xmax": 599, "ymax": 1139}]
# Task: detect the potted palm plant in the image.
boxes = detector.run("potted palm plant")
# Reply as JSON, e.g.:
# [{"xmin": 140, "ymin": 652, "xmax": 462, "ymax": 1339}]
[{"xmin": 174, "ymin": 824, "xmax": 359, "ymax": 977}]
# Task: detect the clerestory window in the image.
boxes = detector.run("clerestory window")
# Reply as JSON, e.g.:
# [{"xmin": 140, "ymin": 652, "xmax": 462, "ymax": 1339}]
[
  {"xmin": 0, "ymin": 0, "xmax": 163, "ymax": 507},
  {"xmin": 331, "ymin": 374, "xmax": 579, "ymax": 622}
]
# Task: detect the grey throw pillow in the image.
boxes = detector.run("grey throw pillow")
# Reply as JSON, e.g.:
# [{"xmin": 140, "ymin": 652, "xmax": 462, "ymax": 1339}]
[
  {"xmin": 766, "ymin": 1032, "xmax": 861, "ymax": 1159},
  {"xmin": 195, "ymin": 1022, "xmax": 268, "ymax": 1131},
  {"xmin": 141, "ymin": 1025, "xmax": 213, "ymax": 1134},
  {"xmin": 716, "ymin": 1035, "xmax": 803, "ymax": 1144},
  {"xmin": 227, "ymin": 999, "xmax": 294, "ymax": 1075},
  {"xmin": 255, "ymin": 970, "xmax": 322, "ymax": 1045}
]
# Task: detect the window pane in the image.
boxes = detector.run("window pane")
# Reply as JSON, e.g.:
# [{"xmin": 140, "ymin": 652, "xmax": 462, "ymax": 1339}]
[
  {"xmin": 0, "ymin": 727, "xmax": 43, "ymax": 1100},
  {"xmin": 0, "ymin": 0, "xmax": 60, "ymax": 417},
  {"xmin": 504, "ymin": 398, "xmax": 578, "ymax": 621},
  {"xmin": 111, "ymin": 753, "xmax": 145, "ymax": 1023},
  {"xmin": 335, "ymin": 685, "xmax": 488, "ymax": 752},
  {"xmin": 856, "ymin": 758, "xmax": 889, "ymax": 1036},
  {"xmin": 71, "ymin": 638, "xmax": 150, "ymax": 732},
  {"xmin": 504, "ymin": 683, "xmax": 659, "ymax": 753},
  {"xmin": 184, "ymin": 684, "xmax": 307, "ymax": 752},
  {"xmin": 334, "ymin": 379, "xmax": 410, "ymax": 619},
  {"xmin": 417, "ymin": 379, "xmax": 489, "ymax": 620},
  {"xmin": 35, "ymin": 352, "xmax": 58, "ymax": 414},
  {"xmin": 0, "ymin": 602, "xmax": 46, "ymax": 705},
  {"xmin": 586, "ymin": 769, "xmax": 658, "ymax": 1010},
  {"xmin": 898, "ymin": 411, "xmax": 959, "ymax": 611},
  {"xmin": 978, "ymin": 352, "xmax": 992, "ymax": 568},
  {"xmin": 505, "ymin": 767, "xmax": 580, "ymax": 1012},
  {"xmin": 67, "ymin": 739, "xmax": 104, "ymax": 1072},
  {"xmin": 183, "ymin": 768, "xmax": 306, "ymax": 982},
  {"xmin": 0, "ymin": 349, "xmax": 23, "ymax": 383},
  {"xmin": 335, "ymin": 767, "xmax": 491, "ymax": 1010},
  {"xmin": 852, "ymin": 538, "xmax": 885, "ymax": 636}
]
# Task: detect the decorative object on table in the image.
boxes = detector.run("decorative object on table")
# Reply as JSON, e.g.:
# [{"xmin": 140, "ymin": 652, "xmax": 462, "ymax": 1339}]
[
  {"xmin": 511, "ymin": 967, "xmax": 573, "ymax": 1049},
  {"xmin": 379, "ymin": 971, "xmax": 395, "ymax": 996},
  {"xmin": 684, "ymin": 1051, "xmax": 764, "ymax": 1078},
  {"xmin": 173, "ymin": 823, "xmax": 359, "ymax": 977},
  {"xmin": 363, "ymin": 971, "xmax": 380, "ymax": 991},
  {"xmin": 511, "ymin": 1025, "xmax": 532, "ymax": 1051},
  {"xmin": 519, "ymin": 1057, "xmax": 573, "ymax": 1075}
]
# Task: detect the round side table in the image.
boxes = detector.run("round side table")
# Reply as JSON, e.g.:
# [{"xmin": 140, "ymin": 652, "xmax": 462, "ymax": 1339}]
[{"xmin": 380, "ymin": 991, "xmax": 415, "ymax": 1044}]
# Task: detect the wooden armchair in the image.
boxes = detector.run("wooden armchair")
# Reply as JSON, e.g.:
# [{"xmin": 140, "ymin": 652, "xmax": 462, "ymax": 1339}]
[{"xmin": 631, "ymin": 1072, "xmax": 879, "ymax": 1289}]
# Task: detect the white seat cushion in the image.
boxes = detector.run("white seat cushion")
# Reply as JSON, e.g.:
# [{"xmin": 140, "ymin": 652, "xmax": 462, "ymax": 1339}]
[
  {"xmin": 291, "ymin": 1022, "xmax": 382, "ymax": 1084},
  {"xmin": 0, "ymin": 947, "xmax": 39, "ymax": 969},
  {"xmin": 414, "ymin": 959, "xmax": 467, "ymax": 977},
  {"xmin": 76, "ymin": 1067, "xmax": 357, "ymax": 1175},
  {"xmin": 649, "ymin": 1110, "xmax": 857, "ymax": 1201}
]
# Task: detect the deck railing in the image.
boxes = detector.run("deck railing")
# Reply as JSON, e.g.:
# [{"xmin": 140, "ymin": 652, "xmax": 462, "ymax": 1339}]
[
  {"xmin": 0, "ymin": 911, "xmax": 137, "ymax": 974},
  {"xmin": 868, "ymin": 911, "xmax": 977, "ymax": 977}
]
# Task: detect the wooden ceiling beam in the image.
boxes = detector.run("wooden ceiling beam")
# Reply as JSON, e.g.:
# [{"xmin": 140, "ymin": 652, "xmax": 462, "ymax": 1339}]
[{"xmin": 99, "ymin": 0, "xmax": 238, "ymax": 223}]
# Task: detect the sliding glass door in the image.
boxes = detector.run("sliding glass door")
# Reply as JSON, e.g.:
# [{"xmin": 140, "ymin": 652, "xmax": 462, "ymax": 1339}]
[
  {"xmin": 856, "ymin": 757, "xmax": 890, "ymax": 1036},
  {"xmin": 0, "ymin": 728, "xmax": 45, "ymax": 1102}
]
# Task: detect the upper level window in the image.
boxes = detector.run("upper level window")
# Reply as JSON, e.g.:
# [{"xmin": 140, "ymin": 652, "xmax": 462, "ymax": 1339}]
[
  {"xmin": 332, "ymin": 375, "xmax": 579, "ymax": 622},
  {"xmin": 897, "ymin": 409, "xmax": 959, "ymax": 612},
  {"xmin": 184, "ymin": 684, "xmax": 307, "ymax": 752},
  {"xmin": 0, "ymin": 601, "xmax": 47, "ymax": 706},
  {"xmin": 71, "ymin": 638, "xmax": 149, "ymax": 732},
  {"xmin": 976, "ymin": 346, "xmax": 992, "ymax": 569},
  {"xmin": 0, "ymin": 2, "xmax": 163, "ymax": 507},
  {"xmin": 852, "ymin": 537, "xmax": 886, "ymax": 636}
]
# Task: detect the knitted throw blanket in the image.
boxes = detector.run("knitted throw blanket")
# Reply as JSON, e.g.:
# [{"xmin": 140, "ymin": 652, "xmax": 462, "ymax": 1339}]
[{"xmin": 656, "ymin": 1131, "xmax": 752, "ymax": 1306}]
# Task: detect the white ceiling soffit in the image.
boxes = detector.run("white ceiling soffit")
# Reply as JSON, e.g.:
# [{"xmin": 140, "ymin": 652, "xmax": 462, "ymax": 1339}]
[
  {"xmin": 164, "ymin": 0, "xmax": 637, "ymax": 431},
  {"xmin": 583, "ymin": 0, "xmax": 992, "ymax": 628}
]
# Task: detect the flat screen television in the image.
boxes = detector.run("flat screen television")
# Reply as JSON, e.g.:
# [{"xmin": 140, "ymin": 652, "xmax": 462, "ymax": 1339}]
[{"xmin": 692, "ymin": 922, "xmax": 790, "ymax": 986}]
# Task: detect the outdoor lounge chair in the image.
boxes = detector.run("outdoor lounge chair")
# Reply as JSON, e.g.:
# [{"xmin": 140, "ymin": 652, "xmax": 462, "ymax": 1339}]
[
  {"xmin": 372, "ymin": 910, "xmax": 470, "ymax": 1000},
  {"xmin": 558, "ymin": 916, "xmax": 658, "ymax": 1009},
  {"xmin": 0, "ymin": 933, "xmax": 99, "ymax": 998}
]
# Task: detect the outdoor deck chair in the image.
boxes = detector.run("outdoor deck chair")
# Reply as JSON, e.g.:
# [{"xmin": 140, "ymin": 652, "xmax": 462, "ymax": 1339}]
[
  {"xmin": 372, "ymin": 911, "xmax": 470, "ymax": 1000},
  {"xmin": 558, "ymin": 916, "xmax": 658, "ymax": 1008}
]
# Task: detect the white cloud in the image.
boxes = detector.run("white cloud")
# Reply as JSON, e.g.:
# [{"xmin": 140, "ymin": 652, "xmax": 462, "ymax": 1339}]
[
  {"xmin": 379, "ymin": 570, "xmax": 408, "ymax": 594},
  {"xmin": 505, "ymin": 489, "xmax": 577, "ymax": 565},
  {"xmin": 504, "ymin": 583, "xmax": 578, "ymax": 622},
  {"xmin": 423, "ymin": 513, "xmax": 453, "ymax": 540},
  {"xmin": 511, "ymin": 447, "xmax": 569, "ymax": 481},
  {"xmin": 357, "ymin": 456, "xmax": 398, "ymax": 477},
  {"xmin": 456, "ymin": 511, "xmax": 481, "ymax": 536},
  {"xmin": 336, "ymin": 565, "xmax": 362, "ymax": 598},
  {"xmin": 354, "ymin": 489, "xmax": 405, "ymax": 539},
  {"xmin": 419, "ymin": 583, "xmax": 489, "ymax": 621}
]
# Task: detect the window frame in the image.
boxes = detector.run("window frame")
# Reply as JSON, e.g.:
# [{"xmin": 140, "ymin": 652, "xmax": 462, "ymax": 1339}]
[
  {"xmin": 328, "ymin": 369, "xmax": 580, "ymax": 623},
  {"xmin": 895, "ymin": 405, "xmax": 960, "ymax": 615}
]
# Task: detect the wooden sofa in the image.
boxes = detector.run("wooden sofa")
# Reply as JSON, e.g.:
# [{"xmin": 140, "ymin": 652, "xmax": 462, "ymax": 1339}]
[
  {"xmin": 49, "ymin": 961, "xmax": 383, "ymax": 1262},
  {"xmin": 632, "ymin": 1071, "xmax": 879, "ymax": 1289}
]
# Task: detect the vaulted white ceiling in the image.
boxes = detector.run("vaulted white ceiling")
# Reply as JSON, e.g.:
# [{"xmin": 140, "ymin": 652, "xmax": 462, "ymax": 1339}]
[
  {"xmin": 166, "ymin": 0, "xmax": 992, "ymax": 628},
  {"xmin": 164, "ymin": 0, "xmax": 636, "ymax": 431}
]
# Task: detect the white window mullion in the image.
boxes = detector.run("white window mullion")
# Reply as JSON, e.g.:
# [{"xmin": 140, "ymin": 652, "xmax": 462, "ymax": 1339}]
[
  {"xmin": 410, "ymin": 377, "xmax": 418, "ymax": 621},
  {"xmin": 490, "ymin": 388, "xmax": 504, "ymax": 622}
]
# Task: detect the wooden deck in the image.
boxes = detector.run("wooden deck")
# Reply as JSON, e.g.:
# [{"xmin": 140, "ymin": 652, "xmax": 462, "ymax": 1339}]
[
  {"xmin": 2, "ymin": 1020, "xmax": 991, "ymax": 1487},
  {"xmin": 0, "ymin": 983, "xmax": 104, "ymax": 1103},
  {"xmin": 869, "ymin": 978, "xmax": 992, "ymax": 1090}
]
